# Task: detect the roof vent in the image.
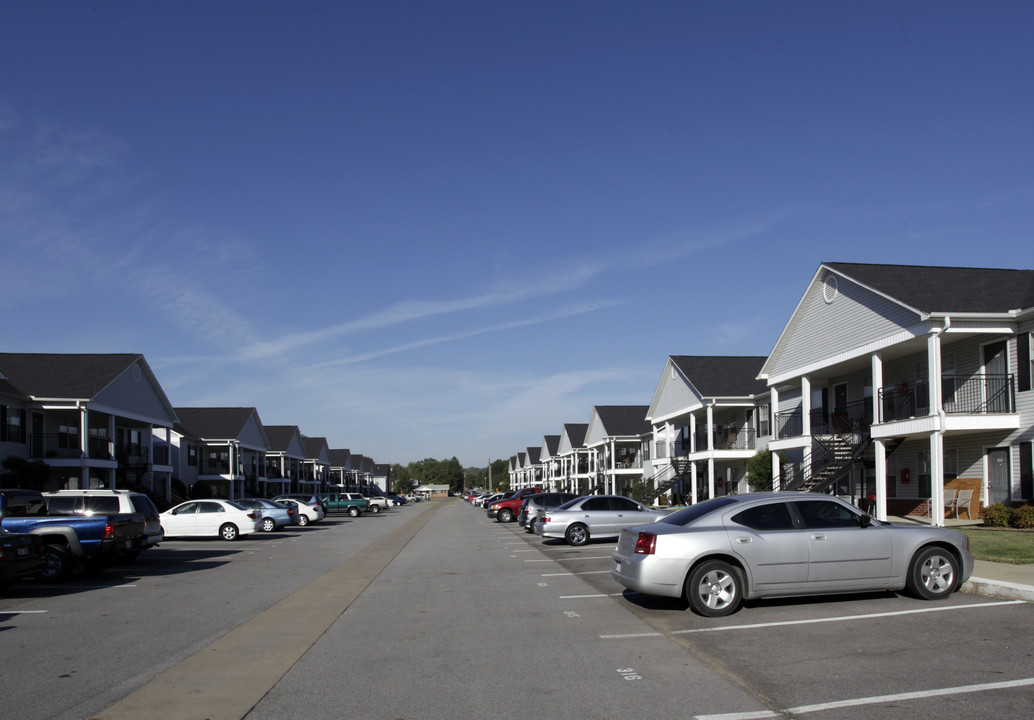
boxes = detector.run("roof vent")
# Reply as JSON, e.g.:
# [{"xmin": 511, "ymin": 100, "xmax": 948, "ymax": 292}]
[{"xmin": 823, "ymin": 274, "xmax": 839, "ymax": 304}]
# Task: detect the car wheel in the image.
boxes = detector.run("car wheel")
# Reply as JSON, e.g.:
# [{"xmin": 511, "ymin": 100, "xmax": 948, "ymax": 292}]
[
  {"xmin": 686, "ymin": 560, "xmax": 743, "ymax": 617},
  {"xmin": 39, "ymin": 545, "xmax": 73, "ymax": 582},
  {"xmin": 261, "ymin": 517, "xmax": 276, "ymax": 533},
  {"xmin": 906, "ymin": 546, "xmax": 959, "ymax": 600},
  {"xmin": 498, "ymin": 508, "xmax": 514, "ymax": 523},
  {"xmin": 526, "ymin": 519, "xmax": 536, "ymax": 534},
  {"xmin": 298, "ymin": 514, "xmax": 310, "ymax": 526},
  {"xmin": 371, "ymin": 505, "xmax": 381, "ymax": 514},
  {"xmin": 565, "ymin": 523, "xmax": 589, "ymax": 546},
  {"xmin": 348, "ymin": 507, "xmax": 360, "ymax": 517},
  {"xmin": 220, "ymin": 523, "xmax": 239, "ymax": 541}
]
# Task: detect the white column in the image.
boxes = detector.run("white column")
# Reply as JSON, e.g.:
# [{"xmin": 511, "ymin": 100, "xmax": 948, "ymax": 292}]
[
  {"xmin": 928, "ymin": 332, "xmax": 945, "ymax": 525},
  {"xmin": 690, "ymin": 461, "xmax": 698, "ymax": 505},
  {"xmin": 874, "ymin": 438, "xmax": 887, "ymax": 521},
  {"xmin": 707, "ymin": 456, "xmax": 716, "ymax": 499},
  {"xmin": 689, "ymin": 413, "xmax": 697, "ymax": 453},
  {"xmin": 802, "ymin": 376, "xmax": 812, "ymax": 436},
  {"xmin": 871, "ymin": 352, "xmax": 884, "ymax": 423}
]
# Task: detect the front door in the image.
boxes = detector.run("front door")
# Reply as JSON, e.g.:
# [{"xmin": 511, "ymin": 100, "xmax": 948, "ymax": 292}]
[
  {"xmin": 833, "ymin": 383, "xmax": 849, "ymax": 432},
  {"xmin": 983, "ymin": 341, "xmax": 1009, "ymax": 413},
  {"xmin": 988, "ymin": 448, "xmax": 1011, "ymax": 505},
  {"xmin": 793, "ymin": 498, "xmax": 893, "ymax": 589}
]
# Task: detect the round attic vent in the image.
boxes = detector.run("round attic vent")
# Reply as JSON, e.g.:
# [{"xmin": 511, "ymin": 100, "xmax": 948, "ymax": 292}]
[
  {"xmin": 132, "ymin": 364, "xmax": 142, "ymax": 382},
  {"xmin": 823, "ymin": 274, "xmax": 839, "ymax": 304}
]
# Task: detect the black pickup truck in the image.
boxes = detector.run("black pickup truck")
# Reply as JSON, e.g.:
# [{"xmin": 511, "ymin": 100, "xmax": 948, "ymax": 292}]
[{"xmin": 0, "ymin": 488, "xmax": 147, "ymax": 582}]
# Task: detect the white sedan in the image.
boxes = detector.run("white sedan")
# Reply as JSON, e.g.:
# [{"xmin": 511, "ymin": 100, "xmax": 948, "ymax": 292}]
[
  {"xmin": 160, "ymin": 500, "xmax": 263, "ymax": 541},
  {"xmin": 275, "ymin": 497, "xmax": 324, "ymax": 526}
]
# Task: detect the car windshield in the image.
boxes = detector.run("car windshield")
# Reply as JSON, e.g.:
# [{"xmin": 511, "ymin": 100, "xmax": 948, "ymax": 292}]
[{"xmin": 660, "ymin": 496, "xmax": 740, "ymax": 527}]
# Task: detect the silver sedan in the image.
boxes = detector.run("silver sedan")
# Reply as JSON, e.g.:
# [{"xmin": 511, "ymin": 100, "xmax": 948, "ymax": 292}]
[
  {"xmin": 539, "ymin": 495, "xmax": 670, "ymax": 546},
  {"xmin": 611, "ymin": 493, "xmax": 974, "ymax": 617}
]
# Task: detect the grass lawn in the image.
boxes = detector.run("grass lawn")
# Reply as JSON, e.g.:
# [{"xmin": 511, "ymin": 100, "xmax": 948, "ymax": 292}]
[{"xmin": 959, "ymin": 527, "xmax": 1034, "ymax": 564}]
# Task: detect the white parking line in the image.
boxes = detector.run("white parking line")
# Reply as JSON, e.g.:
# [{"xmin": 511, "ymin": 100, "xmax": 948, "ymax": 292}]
[
  {"xmin": 0, "ymin": 610, "xmax": 47, "ymax": 615},
  {"xmin": 559, "ymin": 592, "xmax": 624, "ymax": 599},
  {"xmin": 541, "ymin": 570, "xmax": 611, "ymax": 577},
  {"xmin": 599, "ymin": 600, "xmax": 1024, "ymax": 640},
  {"xmin": 668, "ymin": 600, "xmax": 1025, "ymax": 635},
  {"xmin": 694, "ymin": 677, "xmax": 1034, "ymax": 719},
  {"xmin": 524, "ymin": 556, "xmax": 612, "ymax": 563}
]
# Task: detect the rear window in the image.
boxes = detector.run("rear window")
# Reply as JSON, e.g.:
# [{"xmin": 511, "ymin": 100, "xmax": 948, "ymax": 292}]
[
  {"xmin": 83, "ymin": 497, "xmax": 121, "ymax": 515},
  {"xmin": 660, "ymin": 497, "xmax": 739, "ymax": 527},
  {"xmin": 129, "ymin": 495, "xmax": 158, "ymax": 517},
  {"xmin": 44, "ymin": 496, "xmax": 80, "ymax": 515}
]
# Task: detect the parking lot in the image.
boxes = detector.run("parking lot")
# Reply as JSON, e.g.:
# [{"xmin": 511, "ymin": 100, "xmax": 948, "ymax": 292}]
[{"xmin": 2, "ymin": 499, "xmax": 1033, "ymax": 720}]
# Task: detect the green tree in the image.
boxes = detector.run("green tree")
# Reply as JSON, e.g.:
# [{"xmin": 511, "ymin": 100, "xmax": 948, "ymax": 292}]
[{"xmin": 745, "ymin": 449, "xmax": 783, "ymax": 491}]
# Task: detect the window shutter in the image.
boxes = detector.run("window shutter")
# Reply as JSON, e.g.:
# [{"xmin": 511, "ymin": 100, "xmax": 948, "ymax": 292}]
[
  {"xmin": 1018, "ymin": 333, "xmax": 1031, "ymax": 392},
  {"xmin": 1021, "ymin": 442, "xmax": 1033, "ymax": 501},
  {"xmin": 0, "ymin": 405, "xmax": 6, "ymax": 442}
]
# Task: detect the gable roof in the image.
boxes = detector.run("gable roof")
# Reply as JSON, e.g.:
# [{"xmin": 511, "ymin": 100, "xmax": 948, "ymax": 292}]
[
  {"xmin": 174, "ymin": 407, "xmax": 265, "ymax": 444},
  {"xmin": 264, "ymin": 425, "xmax": 303, "ymax": 451},
  {"xmin": 541, "ymin": 434, "xmax": 560, "ymax": 458},
  {"xmin": 328, "ymin": 448, "xmax": 351, "ymax": 466},
  {"xmin": 525, "ymin": 447, "xmax": 541, "ymax": 465},
  {"xmin": 0, "ymin": 353, "xmax": 145, "ymax": 399},
  {"xmin": 824, "ymin": 262, "xmax": 1034, "ymax": 315},
  {"xmin": 670, "ymin": 356, "xmax": 768, "ymax": 397},
  {"xmin": 592, "ymin": 406, "xmax": 650, "ymax": 436},
  {"xmin": 561, "ymin": 423, "xmax": 588, "ymax": 448}
]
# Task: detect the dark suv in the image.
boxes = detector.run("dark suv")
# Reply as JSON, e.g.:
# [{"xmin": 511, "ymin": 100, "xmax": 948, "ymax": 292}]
[{"xmin": 519, "ymin": 492, "xmax": 579, "ymax": 534}]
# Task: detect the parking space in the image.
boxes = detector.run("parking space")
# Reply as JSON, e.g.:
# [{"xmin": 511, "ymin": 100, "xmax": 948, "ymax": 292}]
[{"xmin": 487, "ymin": 511, "xmax": 1034, "ymax": 719}]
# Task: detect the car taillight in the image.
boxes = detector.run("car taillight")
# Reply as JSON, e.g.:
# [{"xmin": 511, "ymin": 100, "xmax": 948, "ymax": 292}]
[
  {"xmin": 103, "ymin": 521, "xmax": 115, "ymax": 540},
  {"xmin": 634, "ymin": 532, "xmax": 656, "ymax": 555},
  {"xmin": 247, "ymin": 512, "xmax": 259, "ymax": 519},
  {"xmin": 541, "ymin": 516, "xmax": 550, "ymax": 523}
]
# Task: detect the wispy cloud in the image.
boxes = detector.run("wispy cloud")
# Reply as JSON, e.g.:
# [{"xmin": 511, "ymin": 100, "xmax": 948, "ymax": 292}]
[{"xmin": 299, "ymin": 300, "xmax": 623, "ymax": 369}]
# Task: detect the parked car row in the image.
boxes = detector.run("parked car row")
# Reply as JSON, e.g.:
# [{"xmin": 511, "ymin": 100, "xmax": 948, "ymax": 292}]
[
  {"xmin": 479, "ymin": 489, "xmax": 976, "ymax": 618},
  {"xmin": 1, "ymin": 486, "xmax": 409, "ymax": 588}
]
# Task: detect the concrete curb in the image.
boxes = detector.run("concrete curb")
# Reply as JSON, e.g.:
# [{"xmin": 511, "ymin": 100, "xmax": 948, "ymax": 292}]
[{"xmin": 962, "ymin": 577, "xmax": 1034, "ymax": 603}]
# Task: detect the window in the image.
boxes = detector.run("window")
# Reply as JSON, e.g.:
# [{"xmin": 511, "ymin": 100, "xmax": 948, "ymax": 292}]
[
  {"xmin": 794, "ymin": 500, "xmax": 861, "ymax": 528},
  {"xmin": 1018, "ymin": 333, "xmax": 1032, "ymax": 393},
  {"xmin": 731, "ymin": 502, "xmax": 795, "ymax": 531},
  {"xmin": 1, "ymin": 406, "xmax": 25, "ymax": 443},
  {"xmin": 942, "ymin": 353, "xmax": 957, "ymax": 409},
  {"xmin": 758, "ymin": 404, "xmax": 770, "ymax": 437},
  {"xmin": 188, "ymin": 444, "xmax": 198, "ymax": 467},
  {"xmin": 59, "ymin": 424, "xmax": 80, "ymax": 449}
]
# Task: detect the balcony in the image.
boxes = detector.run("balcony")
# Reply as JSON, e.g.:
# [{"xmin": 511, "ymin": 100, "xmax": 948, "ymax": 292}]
[
  {"xmin": 879, "ymin": 374, "xmax": 1014, "ymax": 422},
  {"xmin": 29, "ymin": 434, "xmax": 113, "ymax": 460}
]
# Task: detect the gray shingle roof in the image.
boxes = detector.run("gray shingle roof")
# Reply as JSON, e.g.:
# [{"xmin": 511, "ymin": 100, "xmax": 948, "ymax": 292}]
[
  {"xmin": 0, "ymin": 353, "xmax": 143, "ymax": 399},
  {"xmin": 264, "ymin": 425, "xmax": 301, "ymax": 451},
  {"xmin": 543, "ymin": 434, "xmax": 560, "ymax": 455},
  {"xmin": 563, "ymin": 423, "xmax": 588, "ymax": 448},
  {"xmin": 328, "ymin": 449, "xmax": 351, "ymax": 466},
  {"xmin": 594, "ymin": 406, "xmax": 650, "ymax": 436},
  {"xmin": 174, "ymin": 407, "xmax": 258, "ymax": 440},
  {"xmin": 670, "ymin": 356, "xmax": 768, "ymax": 397},
  {"xmin": 825, "ymin": 262, "xmax": 1034, "ymax": 314}
]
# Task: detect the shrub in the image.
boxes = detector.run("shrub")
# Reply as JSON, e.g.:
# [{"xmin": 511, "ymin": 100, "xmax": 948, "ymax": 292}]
[
  {"xmin": 1011, "ymin": 504, "xmax": 1034, "ymax": 529},
  {"xmin": 982, "ymin": 503, "xmax": 1012, "ymax": 527},
  {"xmin": 630, "ymin": 481, "xmax": 652, "ymax": 504}
]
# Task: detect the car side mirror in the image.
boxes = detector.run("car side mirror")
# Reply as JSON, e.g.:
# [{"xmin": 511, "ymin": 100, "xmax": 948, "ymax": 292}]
[{"xmin": 859, "ymin": 513, "xmax": 872, "ymax": 528}]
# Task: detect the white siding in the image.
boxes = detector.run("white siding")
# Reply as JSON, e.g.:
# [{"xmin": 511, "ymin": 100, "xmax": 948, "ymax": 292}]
[{"xmin": 767, "ymin": 270, "xmax": 922, "ymax": 380}]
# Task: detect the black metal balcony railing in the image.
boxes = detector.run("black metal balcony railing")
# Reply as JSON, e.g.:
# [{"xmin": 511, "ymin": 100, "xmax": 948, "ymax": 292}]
[
  {"xmin": 28, "ymin": 434, "xmax": 113, "ymax": 460},
  {"xmin": 879, "ymin": 374, "xmax": 1014, "ymax": 422},
  {"xmin": 776, "ymin": 410, "xmax": 803, "ymax": 439},
  {"xmin": 152, "ymin": 445, "xmax": 169, "ymax": 465}
]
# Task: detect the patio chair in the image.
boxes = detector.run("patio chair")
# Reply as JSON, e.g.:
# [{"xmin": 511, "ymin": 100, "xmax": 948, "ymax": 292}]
[
  {"xmin": 954, "ymin": 489, "xmax": 974, "ymax": 519},
  {"xmin": 942, "ymin": 489, "xmax": 958, "ymax": 517}
]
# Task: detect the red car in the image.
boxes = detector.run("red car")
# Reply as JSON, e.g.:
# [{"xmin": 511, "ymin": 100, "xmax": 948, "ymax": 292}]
[{"xmin": 486, "ymin": 487, "xmax": 542, "ymax": 523}]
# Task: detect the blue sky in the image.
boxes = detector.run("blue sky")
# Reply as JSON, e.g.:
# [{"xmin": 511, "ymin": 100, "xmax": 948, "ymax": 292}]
[{"xmin": 2, "ymin": 2, "xmax": 1033, "ymax": 468}]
